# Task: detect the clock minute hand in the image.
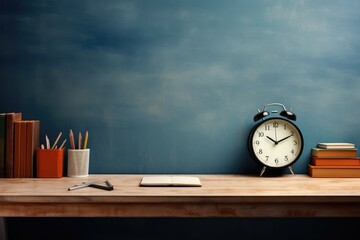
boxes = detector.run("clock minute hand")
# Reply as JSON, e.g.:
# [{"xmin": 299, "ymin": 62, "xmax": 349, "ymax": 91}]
[{"xmin": 277, "ymin": 135, "xmax": 292, "ymax": 144}]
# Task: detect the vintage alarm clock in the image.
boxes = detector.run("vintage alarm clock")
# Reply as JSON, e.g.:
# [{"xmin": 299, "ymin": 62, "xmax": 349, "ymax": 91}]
[{"xmin": 248, "ymin": 103, "xmax": 304, "ymax": 176}]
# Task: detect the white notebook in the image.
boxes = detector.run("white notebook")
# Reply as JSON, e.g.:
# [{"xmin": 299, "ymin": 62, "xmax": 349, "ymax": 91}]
[
  {"xmin": 140, "ymin": 176, "xmax": 202, "ymax": 187},
  {"xmin": 317, "ymin": 142, "xmax": 355, "ymax": 149}
]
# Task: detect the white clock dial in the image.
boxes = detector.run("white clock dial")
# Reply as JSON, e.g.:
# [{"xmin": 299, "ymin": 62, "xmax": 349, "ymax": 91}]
[{"xmin": 250, "ymin": 118, "xmax": 303, "ymax": 168}]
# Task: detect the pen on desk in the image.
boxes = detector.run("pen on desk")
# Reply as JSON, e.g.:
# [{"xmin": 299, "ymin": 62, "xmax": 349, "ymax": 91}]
[
  {"xmin": 51, "ymin": 131, "xmax": 62, "ymax": 149},
  {"xmin": 45, "ymin": 134, "xmax": 50, "ymax": 149},
  {"xmin": 69, "ymin": 129, "xmax": 75, "ymax": 149},
  {"xmin": 78, "ymin": 132, "xmax": 82, "ymax": 150},
  {"xmin": 105, "ymin": 180, "xmax": 113, "ymax": 189},
  {"xmin": 83, "ymin": 131, "xmax": 88, "ymax": 149},
  {"xmin": 68, "ymin": 179, "xmax": 108, "ymax": 191}
]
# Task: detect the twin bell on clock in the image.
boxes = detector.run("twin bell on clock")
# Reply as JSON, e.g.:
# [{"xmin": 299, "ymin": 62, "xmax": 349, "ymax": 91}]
[{"xmin": 248, "ymin": 103, "xmax": 304, "ymax": 177}]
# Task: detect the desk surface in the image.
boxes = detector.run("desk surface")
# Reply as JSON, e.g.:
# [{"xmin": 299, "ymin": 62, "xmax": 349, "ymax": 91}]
[{"xmin": 1, "ymin": 174, "xmax": 360, "ymax": 217}]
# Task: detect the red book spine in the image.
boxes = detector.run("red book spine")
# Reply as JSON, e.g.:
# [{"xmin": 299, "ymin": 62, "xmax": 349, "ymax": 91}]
[{"xmin": 5, "ymin": 113, "xmax": 22, "ymax": 178}]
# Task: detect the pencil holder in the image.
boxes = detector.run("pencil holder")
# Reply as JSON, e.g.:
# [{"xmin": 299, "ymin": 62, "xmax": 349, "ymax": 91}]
[
  {"xmin": 67, "ymin": 149, "xmax": 90, "ymax": 177},
  {"xmin": 36, "ymin": 149, "xmax": 64, "ymax": 178}
]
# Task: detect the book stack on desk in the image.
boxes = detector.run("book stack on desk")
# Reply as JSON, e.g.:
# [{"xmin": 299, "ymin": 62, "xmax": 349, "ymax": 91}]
[
  {"xmin": 0, "ymin": 112, "xmax": 41, "ymax": 178},
  {"xmin": 308, "ymin": 143, "xmax": 360, "ymax": 177}
]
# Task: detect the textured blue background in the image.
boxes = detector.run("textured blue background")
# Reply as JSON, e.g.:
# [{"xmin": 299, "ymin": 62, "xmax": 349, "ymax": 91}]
[{"xmin": 1, "ymin": 0, "xmax": 360, "ymax": 174}]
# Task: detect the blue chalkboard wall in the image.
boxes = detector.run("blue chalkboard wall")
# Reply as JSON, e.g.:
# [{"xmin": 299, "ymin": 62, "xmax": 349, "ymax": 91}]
[{"xmin": 1, "ymin": 0, "xmax": 360, "ymax": 175}]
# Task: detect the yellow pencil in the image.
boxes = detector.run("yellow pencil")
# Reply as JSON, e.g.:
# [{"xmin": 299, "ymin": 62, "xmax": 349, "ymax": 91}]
[{"xmin": 83, "ymin": 131, "xmax": 88, "ymax": 149}]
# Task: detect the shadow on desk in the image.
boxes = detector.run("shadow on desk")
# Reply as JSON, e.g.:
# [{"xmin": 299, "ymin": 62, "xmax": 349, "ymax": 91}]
[{"xmin": 6, "ymin": 217, "xmax": 360, "ymax": 240}]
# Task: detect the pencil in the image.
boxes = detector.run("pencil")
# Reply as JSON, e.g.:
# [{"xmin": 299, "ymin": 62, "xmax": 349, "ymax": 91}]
[
  {"xmin": 78, "ymin": 132, "xmax": 82, "ymax": 150},
  {"xmin": 45, "ymin": 134, "xmax": 50, "ymax": 149},
  {"xmin": 69, "ymin": 129, "xmax": 75, "ymax": 149},
  {"xmin": 59, "ymin": 139, "xmax": 67, "ymax": 149},
  {"xmin": 83, "ymin": 131, "xmax": 88, "ymax": 149},
  {"xmin": 51, "ymin": 131, "xmax": 62, "ymax": 149}
]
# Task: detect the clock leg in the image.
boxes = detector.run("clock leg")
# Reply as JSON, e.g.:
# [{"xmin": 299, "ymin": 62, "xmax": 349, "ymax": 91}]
[
  {"xmin": 288, "ymin": 166, "xmax": 295, "ymax": 175},
  {"xmin": 260, "ymin": 166, "xmax": 266, "ymax": 177}
]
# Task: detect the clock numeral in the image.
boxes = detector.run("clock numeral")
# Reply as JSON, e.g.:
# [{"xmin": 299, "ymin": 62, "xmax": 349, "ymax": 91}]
[
  {"xmin": 284, "ymin": 124, "xmax": 287, "ymax": 130},
  {"xmin": 273, "ymin": 121, "xmax": 279, "ymax": 128},
  {"xmin": 265, "ymin": 125, "xmax": 270, "ymax": 131},
  {"xmin": 285, "ymin": 155, "xmax": 289, "ymax": 162},
  {"xmin": 290, "ymin": 131, "xmax": 294, "ymax": 136},
  {"xmin": 293, "ymin": 140, "xmax": 298, "ymax": 145},
  {"xmin": 258, "ymin": 149, "xmax": 263, "ymax": 154},
  {"xmin": 255, "ymin": 140, "xmax": 260, "ymax": 145},
  {"xmin": 265, "ymin": 156, "xmax": 269, "ymax": 162},
  {"xmin": 274, "ymin": 158, "xmax": 279, "ymax": 164},
  {"xmin": 291, "ymin": 149, "xmax": 295, "ymax": 154}
]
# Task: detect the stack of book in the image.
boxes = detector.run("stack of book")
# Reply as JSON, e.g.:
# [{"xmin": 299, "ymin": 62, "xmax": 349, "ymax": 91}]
[
  {"xmin": 308, "ymin": 143, "xmax": 360, "ymax": 177},
  {"xmin": 0, "ymin": 112, "xmax": 40, "ymax": 178}
]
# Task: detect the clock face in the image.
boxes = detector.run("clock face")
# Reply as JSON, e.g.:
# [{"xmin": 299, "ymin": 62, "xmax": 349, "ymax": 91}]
[{"xmin": 248, "ymin": 118, "xmax": 304, "ymax": 168}]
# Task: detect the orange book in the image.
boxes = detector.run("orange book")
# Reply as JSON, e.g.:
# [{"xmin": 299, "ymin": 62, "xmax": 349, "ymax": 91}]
[
  {"xmin": 13, "ymin": 122, "xmax": 22, "ymax": 178},
  {"xmin": 310, "ymin": 156, "xmax": 360, "ymax": 166},
  {"xmin": 0, "ymin": 113, "xmax": 5, "ymax": 177},
  {"xmin": 5, "ymin": 113, "xmax": 22, "ymax": 178},
  {"xmin": 25, "ymin": 120, "xmax": 40, "ymax": 178},
  {"xmin": 20, "ymin": 121, "xmax": 27, "ymax": 178},
  {"xmin": 14, "ymin": 121, "xmax": 30, "ymax": 178},
  {"xmin": 311, "ymin": 148, "xmax": 358, "ymax": 158},
  {"xmin": 308, "ymin": 164, "xmax": 360, "ymax": 178}
]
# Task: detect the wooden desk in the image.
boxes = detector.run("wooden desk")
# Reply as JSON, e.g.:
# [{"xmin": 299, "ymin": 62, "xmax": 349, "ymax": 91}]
[{"xmin": 1, "ymin": 174, "xmax": 360, "ymax": 217}]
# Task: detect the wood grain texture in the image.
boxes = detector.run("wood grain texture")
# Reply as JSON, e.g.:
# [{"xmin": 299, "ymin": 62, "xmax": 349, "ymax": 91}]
[{"xmin": 1, "ymin": 174, "xmax": 360, "ymax": 217}]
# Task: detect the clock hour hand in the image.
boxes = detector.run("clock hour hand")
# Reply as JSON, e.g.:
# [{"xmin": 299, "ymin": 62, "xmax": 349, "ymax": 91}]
[
  {"xmin": 277, "ymin": 135, "xmax": 292, "ymax": 144},
  {"xmin": 266, "ymin": 136, "xmax": 278, "ymax": 144}
]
